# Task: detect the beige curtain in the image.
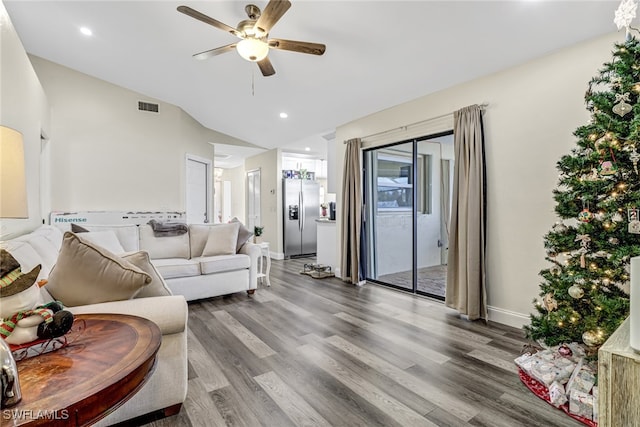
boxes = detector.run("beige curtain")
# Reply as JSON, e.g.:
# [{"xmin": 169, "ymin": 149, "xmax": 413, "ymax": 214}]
[
  {"xmin": 340, "ymin": 138, "xmax": 364, "ymax": 285},
  {"xmin": 445, "ymin": 104, "xmax": 487, "ymax": 320}
]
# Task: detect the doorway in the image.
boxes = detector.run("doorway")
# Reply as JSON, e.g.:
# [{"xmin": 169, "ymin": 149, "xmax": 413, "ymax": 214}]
[
  {"xmin": 186, "ymin": 154, "xmax": 212, "ymax": 224},
  {"xmin": 246, "ymin": 168, "xmax": 261, "ymax": 230},
  {"xmin": 364, "ymin": 132, "xmax": 454, "ymax": 299}
]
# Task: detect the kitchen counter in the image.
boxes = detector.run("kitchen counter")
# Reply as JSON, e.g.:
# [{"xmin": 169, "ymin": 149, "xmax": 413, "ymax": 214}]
[
  {"xmin": 316, "ymin": 218, "xmax": 336, "ymax": 223},
  {"xmin": 316, "ymin": 219, "xmax": 337, "ymax": 272}
]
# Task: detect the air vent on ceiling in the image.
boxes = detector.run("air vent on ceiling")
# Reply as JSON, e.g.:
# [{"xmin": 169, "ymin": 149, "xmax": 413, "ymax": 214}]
[
  {"xmin": 138, "ymin": 101, "xmax": 159, "ymax": 113},
  {"xmin": 321, "ymin": 131, "xmax": 336, "ymax": 141}
]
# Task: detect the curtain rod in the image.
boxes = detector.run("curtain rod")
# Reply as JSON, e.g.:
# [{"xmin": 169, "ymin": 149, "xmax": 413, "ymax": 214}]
[{"xmin": 345, "ymin": 102, "xmax": 489, "ymax": 143}]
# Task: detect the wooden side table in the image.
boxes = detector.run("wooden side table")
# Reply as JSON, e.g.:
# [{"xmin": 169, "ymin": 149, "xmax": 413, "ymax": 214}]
[
  {"xmin": 257, "ymin": 241, "xmax": 271, "ymax": 287},
  {"xmin": 598, "ymin": 317, "xmax": 640, "ymax": 427},
  {"xmin": 2, "ymin": 313, "xmax": 161, "ymax": 427}
]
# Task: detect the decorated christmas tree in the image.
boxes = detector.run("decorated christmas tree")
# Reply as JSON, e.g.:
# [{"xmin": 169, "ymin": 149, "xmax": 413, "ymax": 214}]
[{"xmin": 525, "ymin": 35, "xmax": 640, "ymax": 350}]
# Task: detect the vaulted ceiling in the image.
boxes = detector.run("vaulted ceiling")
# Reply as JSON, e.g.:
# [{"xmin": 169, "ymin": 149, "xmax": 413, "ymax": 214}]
[{"xmin": 4, "ymin": 1, "xmax": 622, "ymax": 158}]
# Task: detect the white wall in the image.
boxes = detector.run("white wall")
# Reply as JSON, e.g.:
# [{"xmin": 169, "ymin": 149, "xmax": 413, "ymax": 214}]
[
  {"xmin": 336, "ymin": 31, "xmax": 624, "ymax": 328},
  {"xmin": 220, "ymin": 165, "xmax": 246, "ymax": 222},
  {"xmin": 28, "ymin": 56, "xmax": 251, "ymax": 215},
  {"xmin": 0, "ymin": 3, "xmax": 50, "ymax": 239},
  {"xmin": 245, "ymin": 148, "xmax": 282, "ymax": 257}
]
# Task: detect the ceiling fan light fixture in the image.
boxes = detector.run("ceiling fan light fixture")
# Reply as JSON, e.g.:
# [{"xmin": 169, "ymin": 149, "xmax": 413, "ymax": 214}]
[{"xmin": 236, "ymin": 38, "xmax": 269, "ymax": 62}]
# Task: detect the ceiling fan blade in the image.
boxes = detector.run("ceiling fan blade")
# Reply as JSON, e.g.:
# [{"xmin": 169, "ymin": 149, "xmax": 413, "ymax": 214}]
[
  {"xmin": 268, "ymin": 38, "xmax": 326, "ymax": 56},
  {"xmin": 177, "ymin": 6, "xmax": 240, "ymax": 37},
  {"xmin": 257, "ymin": 57, "xmax": 276, "ymax": 77},
  {"xmin": 254, "ymin": 0, "xmax": 291, "ymax": 35},
  {"xmin": 193, "ymin": 44, "xmax": 237, "ymax": 61}
]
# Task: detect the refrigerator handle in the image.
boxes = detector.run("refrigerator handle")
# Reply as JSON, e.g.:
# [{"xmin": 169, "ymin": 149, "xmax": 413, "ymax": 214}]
[
  {"xmin": 298, "ymin": 192, "xmax": 303, "ymax": 231},
  {"xmin": 300, "ymin": 191, "xmax": 305, "ymax": 230}
]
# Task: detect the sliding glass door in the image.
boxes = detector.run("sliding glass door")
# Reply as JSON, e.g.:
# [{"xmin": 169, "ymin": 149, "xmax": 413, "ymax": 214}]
[
  {"xmin": 364, "ymin": 133, "xmax": 453, "ymax": 299},
  {"xmin": 365, "ymin": 142, "xmax": 414, "ymax": 290}
]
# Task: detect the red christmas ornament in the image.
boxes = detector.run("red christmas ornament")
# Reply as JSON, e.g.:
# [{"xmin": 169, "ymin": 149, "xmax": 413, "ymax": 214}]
[{"xmin": 558, "ymin": 344, "xmax": 573, "ymax": 357}]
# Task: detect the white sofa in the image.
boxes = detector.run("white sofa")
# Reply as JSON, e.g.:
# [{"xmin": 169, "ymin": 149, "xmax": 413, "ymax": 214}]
[
  {"xmin": 1, "ymin": 225, "xmax": 188, "ymax": 426},
  {"xmin": 138, "ymin": 223, "xmax": 261, "ymax": 300},
  {"xmin": 59, "ymin": 222, "xmax": 261, "ymax": 301}
]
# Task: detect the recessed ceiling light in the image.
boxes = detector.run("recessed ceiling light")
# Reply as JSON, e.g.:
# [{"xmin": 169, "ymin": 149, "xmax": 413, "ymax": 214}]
[
  {"xmin": 305, "ymin": 147, "xmax": 311, "ymax": 151},
  {"xmin": 279, "ymin": 112, "xmax": 288, "ymax": 119},
  {"xmin": 80, "ymin": 27, "xmax": 93, "ymax": 36}
]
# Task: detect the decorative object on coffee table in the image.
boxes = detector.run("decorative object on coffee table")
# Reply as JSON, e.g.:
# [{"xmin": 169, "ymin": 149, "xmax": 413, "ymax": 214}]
[{"xmin": 0, "ymin": 338, "xmax": 21, "ymax": 407}]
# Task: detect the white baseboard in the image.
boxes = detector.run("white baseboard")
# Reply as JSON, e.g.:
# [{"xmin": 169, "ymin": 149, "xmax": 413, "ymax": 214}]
[
  {"xmin": 487, "ymin": 305, "xmax": 530, "ymax": 329},
  {"xmin": 270, "ymin": 251, "xmax": 285, "ymax": 260}
]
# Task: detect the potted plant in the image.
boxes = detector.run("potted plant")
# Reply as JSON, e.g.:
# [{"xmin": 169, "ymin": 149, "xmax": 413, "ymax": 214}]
[
  {"xmin": 254, "ymin": 226, "xmax": 264, "ymax": 243},
  {"xmin": 320, "ymin": 203, "xmax": 328, "ymax": 217}
]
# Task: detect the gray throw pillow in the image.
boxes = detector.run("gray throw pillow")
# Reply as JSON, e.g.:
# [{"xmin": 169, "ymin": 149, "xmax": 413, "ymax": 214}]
[{"xmin": 230, "ymin": 217, "xmax": 254, "ymax": 252}]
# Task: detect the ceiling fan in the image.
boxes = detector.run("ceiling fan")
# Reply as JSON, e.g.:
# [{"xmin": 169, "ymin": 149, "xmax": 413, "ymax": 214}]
[{"xmin": 177, "ymin": 0, "xmax": 326, "ymax": 77}]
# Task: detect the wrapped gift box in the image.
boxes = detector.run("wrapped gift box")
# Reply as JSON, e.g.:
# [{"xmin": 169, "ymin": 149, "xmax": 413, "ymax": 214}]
[
  {"xmin": 549, "ymin": 381, "xmax": 568, "ymax": 407},
  {"xmin": 569, "ymin": 390, "xmax": 595, "ymax": 420}
]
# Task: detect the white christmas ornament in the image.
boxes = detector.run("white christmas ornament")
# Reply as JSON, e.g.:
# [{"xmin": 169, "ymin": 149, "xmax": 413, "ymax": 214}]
[
  {"xmin": 613, "ymin": 92, "xmax": 633, "ymax": 117},
  {"xmin": 552, "ymin": 222, "xmax": 568, "ymax": 232},
  {"xmin": 614, "ymin": 0, "xmax": 638, "ymax": 31},
  {"xmin": 630, "ymin": 149, "xmax": 640, "ymax": 174},
  {"xmin": 568, "ymin": 285, "xmax": 585, "ymax": 299}
]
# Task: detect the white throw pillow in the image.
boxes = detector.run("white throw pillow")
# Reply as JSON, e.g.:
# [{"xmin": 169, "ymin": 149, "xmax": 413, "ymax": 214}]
[
  {"xmin": 77, "ymin": 231, "xmax": 126, "ymax": 254},
  {"xmin": 202, "ymin": 223, "xmax": 240, "ymax": 256}
]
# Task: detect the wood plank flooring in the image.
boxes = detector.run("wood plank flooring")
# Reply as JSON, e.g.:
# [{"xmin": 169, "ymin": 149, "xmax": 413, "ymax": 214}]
[{"xmin": 140, "ymin": 257, "xmax": 582, "ymax": 427}]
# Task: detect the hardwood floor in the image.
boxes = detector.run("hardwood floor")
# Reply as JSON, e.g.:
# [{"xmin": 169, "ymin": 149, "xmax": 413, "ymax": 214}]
[{"xmin": 141, "ymin": 257, "xmax": 582, "ymax": 427}]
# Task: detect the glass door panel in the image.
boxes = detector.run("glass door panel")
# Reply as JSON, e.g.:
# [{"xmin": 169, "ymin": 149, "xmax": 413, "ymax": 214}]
[
  {"xmin": 416, "ymin": 139, "xmax": 444, "ymax": 298},
  {"xmin": 365, "ymin": 142, "xmax": 414, "ymax": 290}
]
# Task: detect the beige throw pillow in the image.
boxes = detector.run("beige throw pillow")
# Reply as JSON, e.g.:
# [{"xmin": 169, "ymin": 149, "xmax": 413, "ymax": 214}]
[
  {"xmin": 122, "ymin": 251, "xmax": 172, "ymax": 298},
  {"xmin": 201, "ymin": 222, "xmax": 240, "ymax": 257},
  {"xmin": 46, "ymin": 232, "xmax": 151, "ymax": 307}
]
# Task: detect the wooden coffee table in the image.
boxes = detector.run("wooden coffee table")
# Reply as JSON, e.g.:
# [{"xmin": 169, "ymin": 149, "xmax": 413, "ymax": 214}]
[{"xmin": 2, "ymin": 313, "xmax": 161, "ymax": 427}]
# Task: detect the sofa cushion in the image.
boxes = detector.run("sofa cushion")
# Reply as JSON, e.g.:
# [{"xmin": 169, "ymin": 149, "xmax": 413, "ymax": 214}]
[
  {"xmin": 197, "ymin": 254, "xmax": 250, "ymax": 275},
  {"xmin": 80, "ymin": 224, "xmax": 140, "ymax": 252},
  {"xmin": 77, "ymin": 231, "xmax": 126, "ymax": 254},
  {"xmin": 202, "ymin": 222, "xmax": 240, "ymax": 257},
  {"xmin": 139, "ymin": 225, "xmax": 190, "ymax": 260},
  {"xmin": 122, "ymin": 251, "xmax": 172, "ymax": 298},
  {"xmin": 1, "ymin": 240, "xmax": 50, "ymax": 280},
  {"xmin": 151, "ymin": 258, "xmax": 200, "ymax": 279},
  {"xmin": 46, "ymin": 232, "xmax": 151, "ymax": 307},
  {"xmin": 13, "ymin": 235, "xmax": 59, "ymax": 277},
  {"xmin": 188, "ymin": 224, "xmax": 210, "ymax": 258},
  {"xmin": 31, "ymin": 225, "xmax": 64, "ymax": 251}
]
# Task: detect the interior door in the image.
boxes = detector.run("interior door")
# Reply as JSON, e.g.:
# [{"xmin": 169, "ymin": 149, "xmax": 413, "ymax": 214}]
[{"xmin": 186, "ymin": 155, "xmax": 211, "ymax": 224}]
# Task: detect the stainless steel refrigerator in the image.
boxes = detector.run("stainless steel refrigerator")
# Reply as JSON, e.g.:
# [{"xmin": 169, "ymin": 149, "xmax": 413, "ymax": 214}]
[{"xmin": 283, "ymin": 178, "xmax": 320, "ymax": 258}]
